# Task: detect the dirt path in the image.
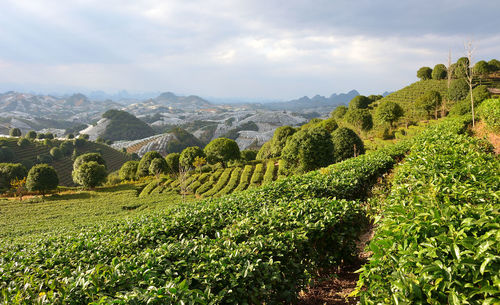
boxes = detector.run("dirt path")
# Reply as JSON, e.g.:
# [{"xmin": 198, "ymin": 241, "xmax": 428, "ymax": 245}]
[{"xmin": 298, "ymin": 225, "xmax": 374, "ymax": 305}]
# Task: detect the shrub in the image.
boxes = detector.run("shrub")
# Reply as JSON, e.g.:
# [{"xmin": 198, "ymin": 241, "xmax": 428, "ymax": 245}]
[
  {"xmin": 59, "ymin": 141, "xmax": 74, "ymax": 155},
  {"xmin": 217, "ymin": 167, "xmax": 242, "ymax": 196},
  {"xmin": 268, "ymin": 126, "xmax": 297, "ymax": 158},
  {"xmin": 149, "ymin": 158, "xmax": 168, "ymax": 177},
  {"xmin": 262, "ymin": 160, "xmax": 276, "ymax": 185},
  {"xmin": 9, "ymin": 128, "xmax": 21, "ymax": 137},
  {"xmin": 431, "ymin": 64, "xmax": 447, "ymax": 80},
  {"xmin": 344, "ymin": 108, "xmax": 373, "ymax": 131},
  {"xmin": 348, "ymin": 95, "xmax": 371, "ymax": 110},
  {"xmin": 26, "ymin": 164, "xmax": 59, "ymax": 194},
  {"xmin": 317, "ymin": 117, "xmax": 338, "ymax": 133},
  {"xmin": 73, "ymin": 138, "xmax": 86, "ymax": 148},
  {"xmin": 50, "ymin": 147, "xmax": 63, "ymax": 160},
  {"xmin": 281, "ymin": 127, "xmax": 334, "ymax": 175},
  {"xmin": 105, "ymin": 171, "xmax": 121, "ymax": 186},
  {"xmin": 234, "ymin": 165, "xmax": 254, "ymax": 192},
  {"xmin": 300, "ymin": 118, "xmax": 323, "ymax": 130},
  {"xmin": 136, "ymin": 151, "xmax": 163, "ymax": 177},
  {"xmin": 331, "ymin": 105, "xmax": 348, "ymax": 119},
  {"xmin": 249, "ymin": 163, "xmax": 264, "ymax": 187},
  {"xmin": 17, "ymin": 137, "xmax": 30, "ymax": 148},
  {"xmin": 417, "ymin": 66, "xmax": 432, "ymax": 80},
  {"xmin": 25, "ymin": 130, "xmax": 37, "ymax": 139},
  {"xmin": 73, "ymin": 153, "xmax": 106, "ymax": 171},
  {"xmin": 119, "ymin": 161, "xmax": 139, "ymax": 181},
  {"xmin": 256, "ymin": 141, "xmax": 272, "ymax": 160},
  {"xmin": 331, "ymin": 127, "xmax": 365, "ymax": 163},
  {"xmin": 0, "ymin": 163, "xmax": 27, "ymax": 189},
  {"xmin": 478, "ymin": 99, "xmax": 500, "ymax": 131},
  {"xmin": 165, "ymin": 152, "xmax": 180, "ymax": 174},
  {"xmin": 375, "ymin": 101, "xmax": 404, "ymax": 127},
  {"xmin": 72, "ymin": 161, "xmax": 107, "ymax": 188},
  {"xmin": 204, "ymin": 138, "xmax": 240, "ymax": 165},
  {"xmin": 179, "ymin": 146, "xmax": 205, "ymax": 169}
]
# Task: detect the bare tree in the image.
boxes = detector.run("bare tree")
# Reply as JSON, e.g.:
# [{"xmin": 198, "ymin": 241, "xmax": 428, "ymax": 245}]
[
  {"xmin": 443, "ymin": 49, "xmax": 453, "ymax": 117},
  {"xmin": 178, "ymin": 164, "xmax": 189, "ymax": 202},
  {"xmin": 464, "ymin": 41, "xmax": 476, "ymax": 127}
]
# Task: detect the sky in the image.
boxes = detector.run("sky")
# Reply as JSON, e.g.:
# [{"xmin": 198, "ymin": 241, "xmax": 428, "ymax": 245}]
[{"xmin": 0, "ymin": 0, "xmax": 499, "ymax": 100}]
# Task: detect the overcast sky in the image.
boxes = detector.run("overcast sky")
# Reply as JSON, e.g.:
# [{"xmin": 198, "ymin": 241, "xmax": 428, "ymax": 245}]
[{"xmin": 0, "ymin": 0, "xmax": 499, "ymax": 100}]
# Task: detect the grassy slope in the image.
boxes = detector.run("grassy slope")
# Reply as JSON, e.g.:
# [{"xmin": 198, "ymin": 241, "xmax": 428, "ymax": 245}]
[{"xmin": 1, "ymin": 137, "xmax": 131, "ymax": 186}]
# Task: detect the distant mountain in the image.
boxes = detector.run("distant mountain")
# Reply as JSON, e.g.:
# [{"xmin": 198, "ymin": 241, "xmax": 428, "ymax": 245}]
[
  {"xmin": 263, "ymin": 90, "xmax": 359, "ymax": 111},
  {"xmin": 154, "ymin": 92, "xmax": 211, "ymax": 108}
]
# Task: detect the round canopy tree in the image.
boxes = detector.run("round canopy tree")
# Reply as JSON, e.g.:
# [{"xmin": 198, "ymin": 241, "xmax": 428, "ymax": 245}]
[
  {"xmin": 26, "ymin": 164, "xmax": 59, "ymax": 195},
  {"xmin": 375, "ymin": 101, "xmax": 404, "ymax": 127},
  {"xmin": 317, "ymin": 117, "xmax": 338, "ymax": 133},
  {"xmin": 73, "ymin": 153, "xmax": 106, "ymax": 171},
  {"xmin": 331, "ymin": 105, "xmax": 348, "ymax": 119},
  {"xmin": 0, "ymin": 163, "xmax": 27, "ymax": 189},
  {"xmin": 348, "ymin": 95, "xmax": 371, "ymax": 110},
  {"xmin": 26, "ymin": 130, "xmax": 37, "ymax": 139},
  {"xmin": 432, "ymin": 64, "xmax": 447, "ymax": 80},
  {"xmin": 165, "ymin": 152, "xmax": 180, "ymax": 174},
  {"xmin": 331, "ymin": 127, "xmax": 365, "ymax": 163},
  {"xmin": 137, "ymin": 151, "xmax": 163, "ymax": 177},
  {"xmin": 204, "ymin": 138, "xmax": 240, "ymax": 165},
  {"xmin": 454, "ymin": 57, "xmax": 470, "ymax": 78},
  {"xmin": 269, "ymin": 126, "xmax": 297, "ymax": 158},
  {"xmin": 448, "ymin": 79, "xmax": 469, "ymax": 101},
  {"xmin": 9, "ymin": 128, "xmax": 21, "ymax": 137},
  {"xmin": 149, "ymin": 158, "xmax": 168, "ymax": 177},
  {"xmin": 281, "ymin": 126, "xmax": 334, "ymax": 175},
  {"xmin": 416, "ymin": 90, "xmax": 442, "ymax": 119},
  {"xmin": 179, "ymin": 146, "xmax": 205, "ymax": 169},
  {"xmin": 256, "ymin": 141, "xmax": 272, "ymax": 160},
  {"xmin": 417, "ymin": 66, "xmax": 432, "ymax": 80},
  {"xmin": 344, "ymin": 109, "xmax": 373, "ymax": 132},
  {"xmin": 72, "ymin": 161, "xmax": 107, "ymax": 188},
  {"xmin": 488, "ymin": 59, "xmax": 500, "ymax": 71},
  {"xmin": 119, "ymin": 161, "xmax": 139, "ymax": 181}
]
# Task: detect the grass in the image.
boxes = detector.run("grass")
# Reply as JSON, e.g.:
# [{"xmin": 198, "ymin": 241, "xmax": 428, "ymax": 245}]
[{"xmin": 0, "ymin": 183, "xmax": 194, "ymax": 245}]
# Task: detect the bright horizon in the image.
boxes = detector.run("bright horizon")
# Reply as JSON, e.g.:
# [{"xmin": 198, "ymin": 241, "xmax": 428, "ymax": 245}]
[{"xmin": 1, "ymin": 0, "xmax": 499, "ymax": 100}]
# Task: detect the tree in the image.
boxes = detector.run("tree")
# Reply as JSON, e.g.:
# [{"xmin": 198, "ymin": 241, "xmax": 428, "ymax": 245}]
[
  {"xmin": 463, "ymin": 41, "xmax": 475, "ymax": 126},
  {"xmin": 268, "ymin": 126, "xmax": 297, "ymax": 158},
  {"xmin": 241, "ymin": 150, "xmax": 257, "ymax": 161},
  {"xmin": 165, "ymin": 153, "xmax": 180, "ymax": 174},
  {"xmin": 72, "ymin": 161, "xmax": 107, "ymax": 188},
  {"xmin": 317, "ymin": 117, "xmax": 338, "ymax": 133},
  {"xmin": 192, "ymin": 156, "xmax": 207, "ymax": 173},
  {"xmin": 367, "ymin": 95, "xmax": 383, "ymax": 103},
  {"xmin": 26, "ymin": 164, "xmax": 59, "ymax": 195},
  {"xmin": 488, "ymin": 59, "xmax": 500, "ymax": 71},
  {"xmin": 281, "ymin": 126, "xmax": 334, "ymax": 175},
  {"xmin": 59, "ymin": 141, "xmax": 74, "ymax": 156},
  {"xmin": 348, "ymin": 95, "xmax": 371, "ymax": 110},
  {"xmin": 331, "ymin": 105, "xmax": 348, "ymax": 119},
  {"xmin": 448, "ymin": 78, "xmax": 469, "ymax": 101},
  {"xmin": 9, "ymin": 128, "xmax": 21, "ymax": 137},
  {"xmin": 26, "ymin": 130, "xmax": 37, "ymax": 139},
  {"xmin": 0, "ymin": 163, "xmax": 27, "ymax": 189},
  {"xmin": 375, "ymin": 101, "xmax": 404, "ymax": 127},
  {"xmin": 149, "ymin": 158, "xmax": 168, "ymax": 177},
  {"xmin": 474, "ymin": 60, "xmax": 489, "ymax": 84},
  {"xmin": 17, "ymin": 138, "xmax": 30, "ymax": 148},
  {"xmin": 331, "ymin": 127, "xmax": 365, "ymax": 163},
  {"xmin": 204, "ymin": 138, "xmax": 240, "ymax": 165},
  {"xmin": 119, "ymin": 161, "xmax": 139, "ymax": 181},
  {"xmin": 179, "ymin": 146, "xmax": 205, "ymax": 169},
  {"xmin": 416, "ymin": 90, "xmax": 442, "ymax": 119},
  {"xmin": 344, "ymin": 109, "xmax": 373, "ymax": 132},
  {"xmin": 454, "ymin": 57, "xmax": 469, "ymax": 78},
  {"xmin": 73, "ymin": 153, "xmax": 106, "ymax": 171},
  {"xmin": 256, "ymin": 141, "xmax": 272, "ymax": 160},
  {"xmin": 137, "ymin": 151, "xmax": 163, "ymax": 177},
  {"xmin": 432, "ymin": 64, "xmax": 447, "ymax": 80},
  {"xmin": 50, "ymin": 147, "xmax": 63, "ymax": 160},
  {"xmin": 417, "ymin": 67, "xmax": 432, "ymax": 80}
]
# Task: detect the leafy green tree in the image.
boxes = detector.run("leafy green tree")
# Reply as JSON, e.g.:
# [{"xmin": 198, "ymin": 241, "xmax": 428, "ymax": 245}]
[
  {"xmin": 348, "ymin": 95, "xmax": 371, "ymax": 110},
  {"xmin": 241, "ymin": 150, "xmax": 257, "ymax": 161},
  {"xmin": 179, "ymin": 146, "xmax": 205, "ymax": 169},
  {"xmin": 72, "ymin": 161, "xmax": 107, "ymax": 188},
  {"xmin": 431, "ymin": 64, "xmax": 447, "ymax": 80},
  {"xmin": 344, "ymin": 109, "xmax": 373, "ymax": 132},
  {"xmin": 26, "ymin": 164, "xmax": 59, "ymax": 195},
  {"xmin": 256, "ymin": 141, "xmax": 272, "ymax": 160},
  {"xmin": 417, "ymin": 67, "xmax": 432, "ymax": 80},
  {"xmin": 119, "ymin": 161, "xmax": 139, "ymax": 181},
  {"xmin": 137, "ymin": 151, "xmax": 163, "ymax": 177},
  {"xmin": 26, "ymin": 130, "xmax": 37, "ymax": 139},
  {"xmin": 165, "ymin": 153, "xmax": 180, "ymax": 174},
  {"xmin": 331, "ymin": 105, "xmax": 348, "ymax": 119},
  {"xmin": 204, "ymin": 138, "xmax": 240, "ymax": 165},
  {"xmin": 488, "ymin": 59, "xmax": 500, "ymax": 71},
  {"xmin": 317, "ymin": 117, "xmax": 338, "ymax": 133},
  {"xmin": 50, "ymin": 147, "xmax": 63, "ymax": 160},
  {"xmin": 416, "ymin": 90, "xmax": 442, "ymax": 119},
  {"xmin": 331, "ymin": 127, "xmax": 365, "ymax": 163},
  {"xmin": 9, "ymin": 128, "xmax": 21, "ymax": 137},
  {"xmin": 268, "ymin": 126, "xmax": 297, "ymax": 158},
  {"xmin": 448, "ymin": 78, "xmax": 469, "ymax": 101},
  {"xmin": 17, "ymin": 138, "xmax": 30, "ymax": 148},
  {"xmin": 0, "ymin": 163, "xmax": 27, "ymax": 189},
  {"xmin": 474, "ymin": 61, "xmax": 490, "ymax": 84},
  {"xmin": 66, "ymin": 133, "xmax": 75, "ymax": 139},
  {"xmin": 149, "ymin": 158, "xmax": 168, "ymax": 177},
  {"xmin": 192, "ymin": 156, "xmax": 207, "ymax": 173},
  {"xmin": 37, "ymin": 154, "xmax": 53, "ymax": 164},
  {"xmin": 59, "ymin": 141, "xmax": 74, "ymax": 156},
  {"xmin": 73, "ymin": 153, "xmax": 106, "ymax": 171},
  {"xmin": 281, "ymin": 127, "xmax": 334, "ymax": 174},
  {"xmin": 454, "ymin": 57, "xmax": 469, "ymax": 78},
  {"xmin": 300, "ymin": 118, "xmax": 323, "ymax": 130},
  {"xmin": 375, "ymin": 101, "xmax": 404, "ymax": 127},
  {"xmin": 471, "ymin": 85, "xmax": 491, "ymax": 104},
  {"xmin": 367, "ymin": 95, "xmax": 383, "ymax": 103}
]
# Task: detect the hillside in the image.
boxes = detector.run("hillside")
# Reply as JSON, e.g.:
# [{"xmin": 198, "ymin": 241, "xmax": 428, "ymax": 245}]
[{"xmin": 0, "ymin": 137, "xmax": 130, "ymax": 186}]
